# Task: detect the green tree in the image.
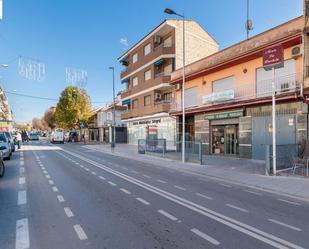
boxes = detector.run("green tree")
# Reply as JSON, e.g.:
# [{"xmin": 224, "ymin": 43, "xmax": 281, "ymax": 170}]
[{"xmin": 54, "ymin": 86, "xmax": 92, "ymax": 129}]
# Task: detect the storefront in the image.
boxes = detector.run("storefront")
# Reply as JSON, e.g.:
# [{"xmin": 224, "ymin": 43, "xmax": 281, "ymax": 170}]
[{"xmin": 125, "ymin": 114, "xmax": 176, "ymax": 146}]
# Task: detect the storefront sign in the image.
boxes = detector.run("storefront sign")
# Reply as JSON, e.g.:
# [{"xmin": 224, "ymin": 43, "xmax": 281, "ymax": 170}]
[
  {"xmin": 263, "ymin": 44, "xmax": 284, "ymax": 71},
  {"xmin": 202, "ymin": 89, "xmax": 234, "ymax": 104},
  {"xmin": 132, "ymin": 119, "xmax": 161, "ymax": 126},
  {"xmin": 204, "ymin": 110, "xmax": 243, "ymax": 120}
]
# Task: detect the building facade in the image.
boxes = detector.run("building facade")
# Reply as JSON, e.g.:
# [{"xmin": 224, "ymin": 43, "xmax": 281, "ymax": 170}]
[
  {"xmin": 170, "ymin": 16, "xmax": 304, "ymax": 160},
  {"xmin": 118, "ymin": 19, "xmax": 219, "ymax": 145},
  {"xmin": 0, "ymin": 86, "xmax": 13, "ymax": 131}
]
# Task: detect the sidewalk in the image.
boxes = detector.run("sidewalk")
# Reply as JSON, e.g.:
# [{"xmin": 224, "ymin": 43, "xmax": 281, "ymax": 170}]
[{"xmin": 82, "ymin": 143, "xmax": 309, "ymax": 201}]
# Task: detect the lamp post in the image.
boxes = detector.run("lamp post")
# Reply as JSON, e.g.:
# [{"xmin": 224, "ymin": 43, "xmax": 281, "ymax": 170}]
[
  {"xmin": 164, "ymin": 8, "xmax": 186, "ymax": 163},
  {"xmin": 109, "ymin": 66, "xmax": 116, "ymax": 150}
]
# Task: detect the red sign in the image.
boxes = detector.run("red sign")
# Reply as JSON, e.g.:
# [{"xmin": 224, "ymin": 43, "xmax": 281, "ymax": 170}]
[{"xmin": 263, "ymin": 44, "xmax": 284, "ymax": 70}]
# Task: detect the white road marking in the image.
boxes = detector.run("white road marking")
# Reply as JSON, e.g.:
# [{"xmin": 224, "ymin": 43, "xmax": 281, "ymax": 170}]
[
  {"xmin": 17, "ymin": 190, "xmax": 27, "ymax": 205},
  {"xmin": 64, "ymin": 207, "xmax": 74, "ymax": 217},
  {"xmin": 244, "ymin": 189, "xmax": 262, "ymax": 196},
  {"xmin": 75, "ymin": 162, "xmax": 79, "ymax": 165},
  {"xmin": 19, "ymin": 177, "xmax": 26, "ymax": 185},
  {"xmin": 108, "ymin": 181, "xmax": 117, "ymax": 186},
  {"xmin": 19, "ymin": 161, "xmax": 24, "ymax": 166},
  {"xmin": 80, "ymin": 165, "xmax": 84, "ymax": 168},
  {"xmin": 73, "ymin": 224, "xmax": 88, "ymax": 240},
  {"xmin": 120, "ymin": 188, "xmax": 131, "ymax": 194},
  {"xmin": 45, "ymin": 175, "xmax": 50, "ymax": 179},
  {"xmin": 57, "ymin": 195, "xmax": 65, "ymax": 203},
  {"xmin": 157, "ymin": 179, "xmax": 167, "ymax": 184},
  {"xmin": 98, "ymin": 176, "xmax": 105, "ymax": 180},
  {"xmin": 52, "ymin": 186, "xmax": 59, "ymax": 192},
  {"xmin": 91, "ymin": 171, "xmax": 97, "ymax": 175},
  {"xmin": 158, "ymin": 209, "xmax": 178, "ymax": 221},
  {"xmin": 196, "ymin": 193, "xmax": 213, "ymax": 200},
  {"xmin": 48, "ymin": 180, "xmax": 54, "ymax": 185},
  {"xmin": 43, "ymin": 170, "xmax": 48, "ymax": 174},
  {"xmin": 136, "ymin": 197, "xmax": 150, "ymax": 205},
  {"xmin": 277, "ymin": 199, "xmax": 301, "ymax": 206},
  {"xmin": 191, "ymin": 228, "xmax": 220, "ymax": 246},
  {"xmin": 174, "ymin": 185, "xmax": 186, "ymax": 191},
  {"xmin": 220, "ymin": 183, "xmax": 232, "ymax": 188},
  {"xmin": 15, "ymin": 218, "xmax": 30, "ymax": 249},
  {"xmin": 268, "ymin": 219, "xmax": 302, "ymax": 232},
  {"xmin": 226, "ymin": 204, "xmax": 249, "ymax": 213},
  {"xmin": 19, "ymin": 167, "xmax": 25, "ymax": 175},
  {"xmin": 61, "ymin": 148, "xmax": 306, "ymax": 249},
  {"xmin": 85, "ymin": 168, "xmax": 90, "ymax": 171},
  {"xmin": 143, "ymin": 174, "xmax": 151, "ymax": 178}
]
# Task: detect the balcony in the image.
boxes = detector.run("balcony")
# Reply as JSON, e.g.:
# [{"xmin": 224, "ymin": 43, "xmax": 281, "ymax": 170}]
[{"xmin": 120, "ymin": 44, "xmax": 175, "ymax": 79}]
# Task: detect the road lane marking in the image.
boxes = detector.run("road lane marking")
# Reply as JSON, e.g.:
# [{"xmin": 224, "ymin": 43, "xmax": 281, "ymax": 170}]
[
  {"xmin": 268, "ymin": 219, "xmax": 301, "ymax": 232},
  {"xmin": 52, "ymin": 186, "xmax": 59, "ymax": 192},
  {"xmin": 64, "ymin": 207, "xmax": 74, "ymax": 218},
  {"xmin": 226, "ymin": 204, "xmax": 249, "ymax": 213},
  {"xmin": 43, "ymin": 170, "xmax": 48, "ymax": 174},
  {"xmin": 143, "ymin": 174, "xmax": 151, "ymax": 178},
  {"xmin": 61, "ymin": 148, "xmax": 305, "ymax": 249},
  {"xmin": 19, "ymin": 161, "xmax": 24, "ymax": 166},
  {"xmin": 80, "ymin": 165, "xmax": 84, "ymax": 168},
  {"xmin": 158, "ymin": 209, "xmax": 178, "ymax": 221},
  {"xmin": 277, "ymin": 199, "xmax": 301, "ymax": 206},
  {"xmin": 15, "ymin": 218, "xmax": 30, "ymax": 249},
  {"xmin": 191, "ymin": 228, "xmax": 220, "ymax": 246},
  {"xmin": 120, "ymin": 188, "xmax": 131, "ymax": 194},
  {"xmin": 48, "ymin": 180, "xmax": 54, "ymax": 185},
  {"xmin": 19, "ymin": 167, "xmax": 25, "ymax": 175},
  {"xmin": 45, "ymin": 175, "xmax": 50, "ymax": 179},
  {"xmin": 98, "ymin": 176, "xmax": 105, "ymax": 180},
  {"xmin": 157, "ymin": 179, "xmax": 167, "ymax": 184},
  {"xmin": 75, "ymin": 162, "xmax": 79, "ymax": 165},
  {"xmin": 91, "ymin": 171, "xmax": 97, "ymax": 175},
  {"xmin": 19, "ymin": 177, "xmax": 26, "ymax": 185},
  {"xmin": 73, "ymin": 224, "xmax": 88, "ymax": 240},
  {"xmin": 136, "ymin": 197, "xmax": 150, "ymax": 205},
  {"xmin": 18, "ymin": 190, "xmax": 27, "ymax": 205},
  {"xmin": 174, "ymin": 185, "xmax": 186, "ymax": 191},
  {"xmin": 85, "ymin": 168, "xmax": 90, "ymax": 171},
  {"xmin": 220, "ymin": 183, "xmax": 232, "ymax": 188},
  {"xmin": 108, "ymin": 181, "xmax": 116, "ymax": 186},
  {"xmin": 57, "ymin": 195, "xmax": 65, "ymax": 203},
  {"xmin": 196, "ymin": 193, "xmax": 213, "ymax": 200},
  {"xmin": 244, "ymin": 190, "xmax": 262, "ymax": 196}
]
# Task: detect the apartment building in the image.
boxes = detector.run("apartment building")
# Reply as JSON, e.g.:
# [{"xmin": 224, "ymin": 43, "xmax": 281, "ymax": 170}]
[
  {"xmin": 170, "ymin": 16, "xmax": 303, "ymax": 160},
  {"xmin": 118, "ymin": 19, "xmax": 218, "ymax": 145}
]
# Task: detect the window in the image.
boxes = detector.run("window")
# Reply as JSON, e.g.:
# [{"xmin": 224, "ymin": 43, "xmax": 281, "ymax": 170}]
[
  {"xmin": 163, "ymin": 36, "xmax": 172, "ymax": 47},
  {"xmin": 144, "ymin": 69, "xmax": 151, "ymax": 81},
  {"xmin": 184, "ymin": 87, "xmax": 197, "ymax": 108},
  {"xmin": 212, "ymin": 76, "xmax": 235, "ymax": 92},
  {"xmin": 163, "ymin": 92, "xmax": 172, "ymax": 101},
  {"xmin": 107, "ymin": 112, "xmax": 112, "ymax": 121},
  {"xmin": 144, "ymin": 95, "xmax": 151, "ymax": 106},
  {"xmin": 144, "ymin": 43, "xmax": 151, "ymax": 56},
  {"xmin": 164, "ymin": 63, "xmax": 173, "ymax": 74},
  {"xmin": 132, "ymin": 53, "xmax": 138, "ymax": 63},
  {"xmin": 132, "ymin": 76, "xmax": 138, "ymax": 86},
  {"xmin": 132, "ymin": 99, "xmax": 138, "ymax": 109}
]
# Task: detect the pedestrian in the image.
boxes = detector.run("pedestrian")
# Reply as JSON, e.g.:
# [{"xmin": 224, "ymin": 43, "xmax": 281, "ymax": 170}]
[{"xmin": 16, "ymin": 132, "xmax": 22, "ymax": 149}]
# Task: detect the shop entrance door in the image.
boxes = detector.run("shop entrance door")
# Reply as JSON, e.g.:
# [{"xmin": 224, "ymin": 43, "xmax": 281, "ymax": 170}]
[{"xmin": 224, "ymin": 125, "xmax": 238, "ymax": 155}]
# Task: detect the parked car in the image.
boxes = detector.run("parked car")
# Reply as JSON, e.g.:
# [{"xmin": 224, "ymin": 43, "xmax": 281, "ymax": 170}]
[
  {"xmin": 5, "ymin": 132, "xmax": 15, "ymax": 152},
  {"xmin": 0, "ymin": 151, "xmax": 4, "ymax": 177},
  {"xmin": 29, "ymin": 132, "xmax": 39, "ymax": 141},
  {"xmin": 0, "ymin": 132, "xmax": 11, "ymax": 160},
  {"xmin": 50, "ymin": 128, "xmax": 65, "ymax": 144}
]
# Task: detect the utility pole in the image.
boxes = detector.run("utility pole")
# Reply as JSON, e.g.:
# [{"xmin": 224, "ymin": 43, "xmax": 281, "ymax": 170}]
[{"xmin": 109, "ymin": 66, "xmax": 116, "ymax": 151}]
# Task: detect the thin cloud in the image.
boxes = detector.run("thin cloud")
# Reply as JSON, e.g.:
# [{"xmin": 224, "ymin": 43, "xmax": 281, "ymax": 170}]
[{"xmin": 120, "ymin": 37, "xmax": 129, "ymax": 47}]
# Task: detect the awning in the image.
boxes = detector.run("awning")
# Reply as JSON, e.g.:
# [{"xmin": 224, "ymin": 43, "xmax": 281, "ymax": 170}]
[
  {"xmin": 121, "ymin": 77, "xmax": 130, "ymax": 84},
  {"xmin": 154, "ymin": 59, "xmax": 163, "ymax": 67},
  {"xmin": 122, "ymin": 99, "xmax": 131, "ymax": 105}
]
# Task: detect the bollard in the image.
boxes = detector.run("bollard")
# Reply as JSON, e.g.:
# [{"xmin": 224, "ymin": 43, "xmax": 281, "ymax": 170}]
[
  {"xmin": 265, "ymin": 145, "xmax": 270, "ymax": 176},
  {"xmin": 199, "ymin": 142, "xmax": 202, "ymax": 165},
  {"xmin": 163, "ymin": 139, "xmax": 166, "ymax": 157}
]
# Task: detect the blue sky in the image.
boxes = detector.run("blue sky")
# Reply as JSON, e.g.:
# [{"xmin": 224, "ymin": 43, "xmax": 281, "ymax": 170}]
[{"xmin": 0, "ymin": 0, "xmax": 302, "ymax": 122}]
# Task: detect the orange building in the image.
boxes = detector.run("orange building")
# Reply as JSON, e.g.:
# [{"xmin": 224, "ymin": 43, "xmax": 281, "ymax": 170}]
[{"xmin": 170, "ymin": 16, "xmax": 304, "ymax": 160}]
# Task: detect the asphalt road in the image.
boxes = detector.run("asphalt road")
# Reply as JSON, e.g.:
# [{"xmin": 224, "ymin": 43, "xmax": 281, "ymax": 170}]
[{"xmin": 1, "ymin": 140, "xmax": 309, "ymax": 249}]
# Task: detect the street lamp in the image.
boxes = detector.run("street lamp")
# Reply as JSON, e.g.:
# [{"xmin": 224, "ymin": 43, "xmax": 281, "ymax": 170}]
[
  {"xmin": 164, "ymin": 8, "xmax": 186, "ymax": 163},
  {"xmin": 109, "ymin": 66, "xmax": 116, "ymax": 151}
]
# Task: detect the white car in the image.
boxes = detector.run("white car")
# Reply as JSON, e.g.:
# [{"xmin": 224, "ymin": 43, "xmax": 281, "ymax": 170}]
[{"xmin": 50, "ymin": 129, "xmax": 65, "ymax": 144}]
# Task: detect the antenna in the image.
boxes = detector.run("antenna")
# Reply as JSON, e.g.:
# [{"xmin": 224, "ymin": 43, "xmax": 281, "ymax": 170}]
[{"xmin": 245, "ymin": 0, "xmax": 253, "ymax": 39}]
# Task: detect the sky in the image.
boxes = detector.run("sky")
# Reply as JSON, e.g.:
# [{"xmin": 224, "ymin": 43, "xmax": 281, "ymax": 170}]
[{"xmin": 0, "ymin": 0, "xmax": 302, "ymax": 122}]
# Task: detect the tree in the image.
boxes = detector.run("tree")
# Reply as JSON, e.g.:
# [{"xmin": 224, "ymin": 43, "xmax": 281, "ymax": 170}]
[
  {"xmin": 43, "ymin": 107, "xmax": 56, "ymax": 130},
  {"xmin": 54, "ymin": 86, "xmax": 92, "ymax": 129},
  {"xmin": 32, "ymin": 118, "xmax": 43, "ymax": 130}
]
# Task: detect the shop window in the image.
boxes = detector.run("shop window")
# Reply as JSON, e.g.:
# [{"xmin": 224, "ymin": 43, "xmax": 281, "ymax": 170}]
[
  {"xmin": 144, "ymin": 43, "xmax": 151, "ymax": 56},
  {"xmin": 132, "ymin": 99, "xmax": 138, "ymax": 109},
  {"xmin": 144, "ymin": 95, "xmax": 151, "ymax": 106},
  {"xmin": 144, "ymin": 69, "xmax": 151, "ymax": 81},
  {"xmin": 132, "ymin": 76, "xmax": 138, "ymax": 86},
  {"xmin": 132, "ymin": 53, "xmax": 138, "ymax": 63}
]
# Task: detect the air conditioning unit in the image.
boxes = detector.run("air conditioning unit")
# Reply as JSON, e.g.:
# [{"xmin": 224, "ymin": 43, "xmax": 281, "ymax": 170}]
[
  {"xmin": 291, "ymin": 45, "xmax": 302, "ymax": 58},
  {"xmin": 175, "ymin": 84, "xmax": 181, "ymax": 91},
  {"xmin": 154, "ymin": 35, "xmax": 161, "ymax": 44},
  {"xmin": 155, "ymin": 92, "xmax": 162, "ymax": 100}
]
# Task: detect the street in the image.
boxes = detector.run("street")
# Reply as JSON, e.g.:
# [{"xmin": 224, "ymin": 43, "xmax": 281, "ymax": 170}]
[{"xmin": 0, "ymin": 140, "xmax": 308, "ymax": 249}]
